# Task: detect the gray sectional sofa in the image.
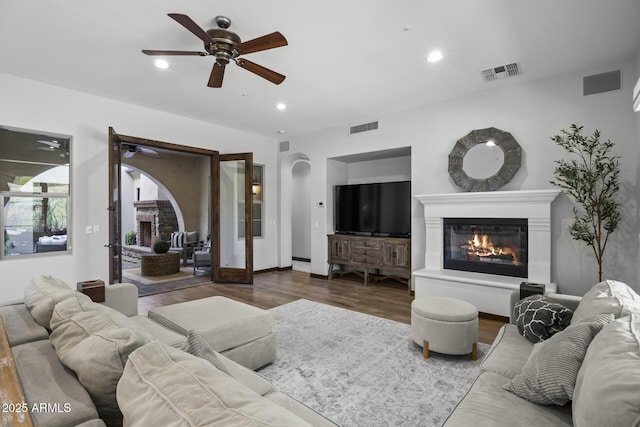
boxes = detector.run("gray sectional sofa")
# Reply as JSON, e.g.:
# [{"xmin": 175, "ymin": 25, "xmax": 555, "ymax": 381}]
[
  {"xmin": 0, "ymin": 275, "xmax": 337, "ymax": 427},
  {"xmin": 444, "ymin": 280, "xmax": 640, "ymax": 426}
]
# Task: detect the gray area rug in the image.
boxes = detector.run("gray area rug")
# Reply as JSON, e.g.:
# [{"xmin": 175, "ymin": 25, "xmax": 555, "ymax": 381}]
[{"xmin": 259, "ymin": 299, "xmax": 489, "ymax": 427}]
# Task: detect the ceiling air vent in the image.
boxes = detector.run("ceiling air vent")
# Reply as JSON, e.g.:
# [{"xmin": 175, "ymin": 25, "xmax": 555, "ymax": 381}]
[
  {"xmin": 350, "ymin": 121, "xmax": 379, "ymax": 135},
  {"xmin": 480, "ymin": 62, "xmax": 522, "ymax": 82}
]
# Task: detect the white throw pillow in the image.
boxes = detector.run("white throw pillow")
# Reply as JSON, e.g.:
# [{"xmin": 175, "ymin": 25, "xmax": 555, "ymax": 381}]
[
  {"xmin": 571, "ymin": 280, "xmax": 640, "ymax": 324},
  {"xmin": 572, "ymin": 314, "xmax": 640, "ymax": 426}
]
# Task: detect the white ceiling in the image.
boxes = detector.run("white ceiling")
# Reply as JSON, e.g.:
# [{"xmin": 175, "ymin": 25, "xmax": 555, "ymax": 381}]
[{"xmin": 1, "ymin": 1, "xmax": 639, "ymax": 138}]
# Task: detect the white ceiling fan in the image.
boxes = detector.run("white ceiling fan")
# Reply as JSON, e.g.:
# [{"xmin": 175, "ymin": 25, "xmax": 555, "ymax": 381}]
[{"xmin": 122, "ymin": 143, "xmax": 162, "ymax": 159}]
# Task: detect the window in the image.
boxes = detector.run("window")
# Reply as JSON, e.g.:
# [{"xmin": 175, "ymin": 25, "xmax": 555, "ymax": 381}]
[{"xmin": 1, "ymin": 126, "xmax": 71, "ymax": 258}]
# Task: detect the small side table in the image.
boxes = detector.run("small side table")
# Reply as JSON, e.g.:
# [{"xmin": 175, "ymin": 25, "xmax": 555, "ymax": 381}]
[{"xmin": 77, "ymin": 280, "xmax": 105, "ymax": 303}]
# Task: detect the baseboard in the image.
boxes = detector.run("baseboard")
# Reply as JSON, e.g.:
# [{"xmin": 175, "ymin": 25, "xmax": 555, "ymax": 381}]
[
  {"xmin": 254, "ymin": 266, "xmax": 297, "ymax": 274},
  {"xmin": 310, "ymin": 273, "xmax": 328, "ymax": 280},
  {"xmin": 479, "ymin": 312, "xmax": 509, "ymax": 323}
]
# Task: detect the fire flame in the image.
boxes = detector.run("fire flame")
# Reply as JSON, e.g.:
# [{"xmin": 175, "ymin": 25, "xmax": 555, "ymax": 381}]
[{"xmin": 462, "ymin": 232, "xmax": 518, "ymax": 264}]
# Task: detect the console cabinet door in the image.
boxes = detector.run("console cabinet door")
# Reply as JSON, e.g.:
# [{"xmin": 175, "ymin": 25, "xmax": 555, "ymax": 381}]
[
  {"xmin": 329, "ymin": 235, "xmax": 350, "ymax": 263},
  {"xmin": 382, "ymin": 239, "xmax": 410, "ymax": 269}
]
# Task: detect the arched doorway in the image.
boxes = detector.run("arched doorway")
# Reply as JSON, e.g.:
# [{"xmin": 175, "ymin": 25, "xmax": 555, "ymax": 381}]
[
  {"xmin": 279, "ymin": 153, "xmax": 310, "ymax": 269},
  {"xmin": 291, "ymin": 160, "xmax": 311, "ymax": 272}
]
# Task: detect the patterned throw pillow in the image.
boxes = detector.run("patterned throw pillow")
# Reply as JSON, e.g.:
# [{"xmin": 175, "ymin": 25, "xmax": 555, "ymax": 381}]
[
  {"xmin": 513, "ymin": 295, "xmax": 573, "ymax": 343},
  {"xmin": 181, "ymin": 330, "xmax": 231, "ymax": 376}
]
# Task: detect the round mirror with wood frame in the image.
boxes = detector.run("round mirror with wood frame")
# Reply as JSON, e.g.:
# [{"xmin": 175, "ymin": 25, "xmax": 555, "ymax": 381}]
[{"xmin": 448, "ymin": 127, "xmax": 521, "ymax": 192}]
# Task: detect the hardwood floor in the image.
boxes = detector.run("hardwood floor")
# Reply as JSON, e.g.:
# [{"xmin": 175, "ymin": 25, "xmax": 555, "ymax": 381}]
[{"xmin": 137, "ymin": 269, "xmax": 506, "ymax": 345}]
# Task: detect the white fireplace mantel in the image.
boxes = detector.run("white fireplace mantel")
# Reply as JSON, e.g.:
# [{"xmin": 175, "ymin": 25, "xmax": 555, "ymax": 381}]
[{"xmin": 413, "ymin": 189, "xmax": 560, "ymax": 317}]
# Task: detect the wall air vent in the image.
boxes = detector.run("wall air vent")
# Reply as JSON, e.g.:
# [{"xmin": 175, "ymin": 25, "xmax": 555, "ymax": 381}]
[
  {"xmin": 350, "ymin": 121, "xmax": 379, "ymax": 135},
  {"xmin": 583, "ymin": 70, "xmax": 621, "ymax": 96},
  {"xmin": 279, "ymin": 140, "xmax": 290, "ymax": 152},
  {"xmin": 480, "ymin": 62, "xmax": 522, "ymax": 82}
]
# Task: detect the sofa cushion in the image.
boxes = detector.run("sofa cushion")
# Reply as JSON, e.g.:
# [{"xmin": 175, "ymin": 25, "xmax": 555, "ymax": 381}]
[
  {"xmin": 127, "ymin": 315, "xmax": 187, "ymax": 347},
  {"xmin": 24, "ymin": 275, "xmax": 88, "ymax": 328},
  {"xmin": 116, "ymin": 341, "xmax": 311, "ymax": 426},
  {"xmin": 214, "ymin": 352, "xmax": 275, "ymax": 397},
  {"xmin": 573, "ymin": 314, "xmax": 640, "ymax": 427},
  {"xmin": 12, "ymin": 340, "xmax": 100, "ymax": 427},
  {"xmin": 504, "ymin": 313, "xmax": 613, "ymax": 405},
  {"xmin": 513, "ymin": 295, "xmax": 573, "ymax": 343},
  {"xmin": 49, "ymin": 303, "xmax": 153, "ymax": 427},
  {"xmin": 571, "ymin": 280, "xmax": 640, "ymax": 323},
  {"xmin": 481, "ymin": 324, "xmax": 534, "ymax": 379},
  {"xmin": 442, "ymin": 371, "xmax": 573, "ymax": 427},
  {"xmin": 0, "ymin": 304, "xmax": 49, "ymax": 346},
  {"xmin": 57, "ymin": 325, "xmax": 151, "ymax": 426}
]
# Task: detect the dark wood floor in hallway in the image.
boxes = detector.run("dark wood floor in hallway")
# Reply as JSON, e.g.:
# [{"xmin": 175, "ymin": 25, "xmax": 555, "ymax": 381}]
[{"xmin": 137, "ymin": 269, "xmax": 506, "ymax": 345}]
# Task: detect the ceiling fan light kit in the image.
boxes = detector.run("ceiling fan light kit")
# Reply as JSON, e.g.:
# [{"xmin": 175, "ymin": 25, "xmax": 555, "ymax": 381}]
[{"xmin": 142, "ymin": 13, "xmax": 287, "ymax": 88}]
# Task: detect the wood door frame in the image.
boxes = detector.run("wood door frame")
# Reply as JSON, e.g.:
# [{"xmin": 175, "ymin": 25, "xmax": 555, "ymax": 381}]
[{"xmin": 107, "ymin": 128, "xmax": 218, "ymax": 283}]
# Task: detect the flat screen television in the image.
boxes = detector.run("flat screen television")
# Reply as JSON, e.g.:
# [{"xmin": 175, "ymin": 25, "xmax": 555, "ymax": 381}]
[{"xmin": 334, "ymin": 181, "xmax": 411, "ymax": 237}]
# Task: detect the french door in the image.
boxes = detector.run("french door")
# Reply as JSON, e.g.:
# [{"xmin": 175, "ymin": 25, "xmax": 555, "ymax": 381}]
[
  {"xmin": 213, "ymin": 153, "xmax": 253, "ymax": 283},
  {"xmin": 107, "ymin": 128, "xmax": 253, "ymax": 285}
]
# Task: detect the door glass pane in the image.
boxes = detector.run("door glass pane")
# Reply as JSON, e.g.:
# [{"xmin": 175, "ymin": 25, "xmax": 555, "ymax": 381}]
[{"xmin": 220, "ymin": 160, "xmax": 246, "ymax": 268}]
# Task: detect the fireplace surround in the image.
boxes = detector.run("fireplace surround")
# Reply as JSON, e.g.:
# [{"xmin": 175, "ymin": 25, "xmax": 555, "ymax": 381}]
[{"xmin": 413, "ymin": 190, "xmax": 560, "ymax": 317}]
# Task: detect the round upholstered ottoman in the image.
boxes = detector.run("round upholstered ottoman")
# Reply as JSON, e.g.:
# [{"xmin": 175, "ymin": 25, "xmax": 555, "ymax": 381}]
[{"xmin": 411, "ymin": 297, "xmax": 479, "ymax": 360}]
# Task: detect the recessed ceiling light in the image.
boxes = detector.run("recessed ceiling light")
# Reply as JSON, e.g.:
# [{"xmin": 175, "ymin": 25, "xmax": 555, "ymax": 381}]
[
  {"xmin": 276, "ymin": 103, "xmax": 287, "ymax": 111},
  {"xmin": 277, "ymin": 130, "xmax": 287, "ymax": 134},
  {"xmin": 426, "ymin": 50, "xmax": 443, "ymax": 63},
  {"xmin": 153, "ymin": 59, "xmax": 170, "ymax": 69}
]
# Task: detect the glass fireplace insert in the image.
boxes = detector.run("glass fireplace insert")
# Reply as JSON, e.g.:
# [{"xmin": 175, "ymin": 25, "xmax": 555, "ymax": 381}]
[{"xmin": 443, "ymin": 217, "xmax": 528, "ymax": 278}]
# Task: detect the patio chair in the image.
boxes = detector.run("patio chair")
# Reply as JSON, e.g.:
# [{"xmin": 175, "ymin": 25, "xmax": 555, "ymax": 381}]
[
  {"xmin": 168, "ymin": 231, "xmax": 199, "ymax": 266},
  {"xmin": 193, "ymin": 239, "xmax": 211, "ymax": 275}
]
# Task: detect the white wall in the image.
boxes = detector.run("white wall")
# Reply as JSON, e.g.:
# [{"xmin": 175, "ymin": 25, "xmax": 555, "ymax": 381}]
[
  {"xmin": 281, "ymin": 61, "xmax": 639, "ymax": 296},
  {"xmin": 291, "ymin": 162, "xmax": 311, "ymax": 259},
  {"xmin": 347, "ymin": 156, "xmax": 411, "ymax": 184},
  {"xmin": 0, "ymin": 72, "xmax": 278, "ymax": 304},
  {"xmin": 139, "ymin": 174, "xmax": 158, "ymax": 201}
]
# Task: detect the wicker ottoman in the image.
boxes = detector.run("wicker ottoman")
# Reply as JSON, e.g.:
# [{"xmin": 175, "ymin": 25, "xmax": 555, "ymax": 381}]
[
  {"xmin": 148, "ymin": 296, "xmax": 276, "ymax": 370},
  {"xmin": 411, "ymin": 297, "xmax": 479, "ymax": 360}
]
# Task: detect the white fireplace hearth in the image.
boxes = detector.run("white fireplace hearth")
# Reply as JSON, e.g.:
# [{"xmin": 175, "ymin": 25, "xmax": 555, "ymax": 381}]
[{"xmin": 413, "ymin": 190, "xmax": 560, "ymax": 317}]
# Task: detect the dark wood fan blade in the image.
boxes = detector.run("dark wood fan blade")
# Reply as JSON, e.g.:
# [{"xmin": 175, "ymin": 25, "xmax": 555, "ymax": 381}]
[
  {"xmin": 207, "ymin": 63, "xmax": 226, "ymax": 88},
  {"xmin": 237, "ymin": 32, "xmax": 287, "ymax": 55},
  {"xmin": 142, "ymin": 49, "xmax": 208, "ymax": 56},
  {"xmin": 236, "ymin": 59, "xmax": 285, "ymax": 85},
  {"xmin": 168, "ymin": 13, "xmax": 215, "ymax": 45}
]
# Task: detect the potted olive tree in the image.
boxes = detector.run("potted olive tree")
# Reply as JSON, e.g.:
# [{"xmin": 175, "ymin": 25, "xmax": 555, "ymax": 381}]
[{"xmin": 550, "ymin": 124, "xmax": 621, "ymax": 281}]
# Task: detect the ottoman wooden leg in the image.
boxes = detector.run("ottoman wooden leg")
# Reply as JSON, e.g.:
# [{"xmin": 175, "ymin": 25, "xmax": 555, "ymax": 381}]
[
  {"xmin": 471, "ymin": 342, "xmax": 477, "ymax": 361},
  {"xmin": 423, "ymin": 340, "xmax": 430, "ymax": 359}
]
